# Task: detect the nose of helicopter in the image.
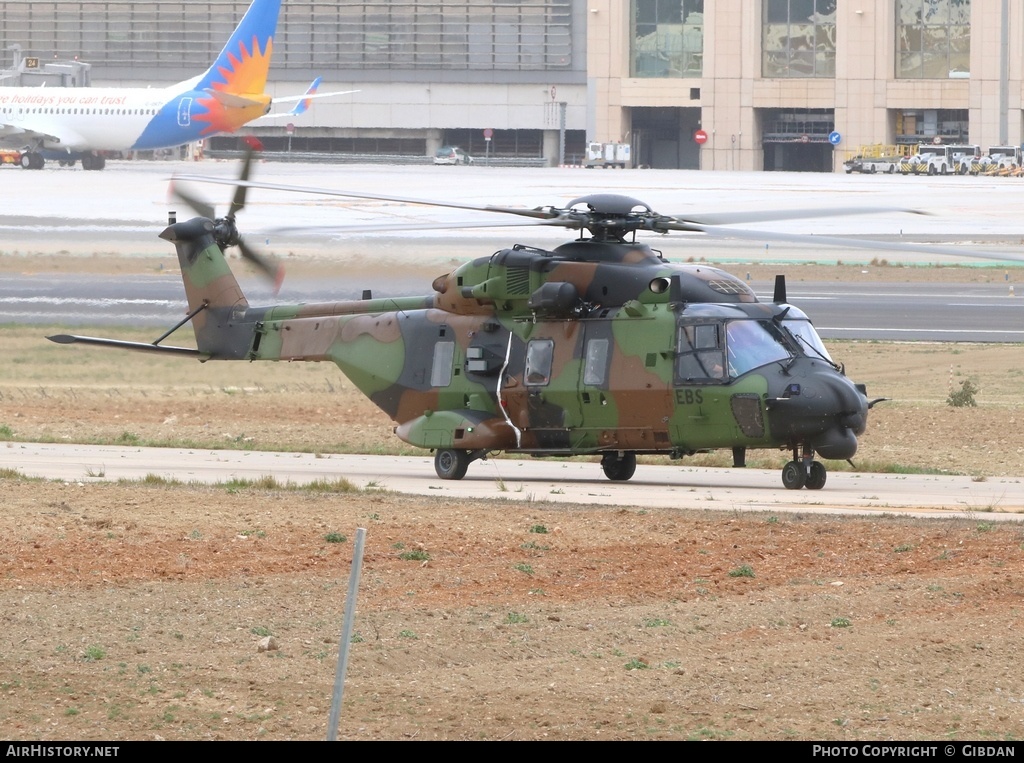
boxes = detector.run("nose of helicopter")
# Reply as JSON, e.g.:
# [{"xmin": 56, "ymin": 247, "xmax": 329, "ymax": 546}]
[{"xmin": 767, "ymin": 364, "xmax": 870, "ymax": 460}]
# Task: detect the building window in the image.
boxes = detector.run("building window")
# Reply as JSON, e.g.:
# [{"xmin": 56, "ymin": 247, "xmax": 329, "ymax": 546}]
[
  {"xmin": 896, "ymin": 0, "xmax": 970, "ymax": 79},
  {"xmin": 762, "ymin": 0, "xmax": 836, "ymax": 78},
  {"xmin": 0, "ymin": 1, "xmax": 574, "ymax": 73},
  {"xmin": 895, "ymin": 109, "xmax": 969, "ymax": 145},
  {"xmin": 632, "ymin": 0, "xmax": 704, "ymax": 78}
]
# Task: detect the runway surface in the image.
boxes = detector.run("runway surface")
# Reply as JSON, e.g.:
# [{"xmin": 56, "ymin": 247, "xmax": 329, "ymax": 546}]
[
  {"xmin": 4, "ymin": 159, "xmax": 1024, "ymax": 257},
  {"xmin": 5, "ymin": 442, "xmax": 1024, "ymax": 522},
  {"xmin": 4, "ymin": 271, "xmax": 1022, "ymax": 341}
]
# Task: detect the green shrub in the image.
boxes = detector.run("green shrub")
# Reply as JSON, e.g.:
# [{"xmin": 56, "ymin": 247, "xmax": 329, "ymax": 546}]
[{"xmin": 947, "ymin": 379, "xmax": 978, "ymax": 408}]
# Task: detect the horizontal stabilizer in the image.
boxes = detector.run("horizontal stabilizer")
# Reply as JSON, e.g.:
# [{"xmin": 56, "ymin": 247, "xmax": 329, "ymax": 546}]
[
  {"xmin": 204, "ymin": 89, "xmax": 270, "ymax": 109},
  {"xmin": 47, "ymin": 334, "xmax": 202, "ymax": 356},
  {"xmin": 261, "ymin": 84, "xmax": 360, "ymax": 120}
]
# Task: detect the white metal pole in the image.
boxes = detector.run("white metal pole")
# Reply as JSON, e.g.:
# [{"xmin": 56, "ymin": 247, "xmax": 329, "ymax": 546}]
[{"xmin": 326, "ymin": 526, "xmax": 367, "ymax": 741}]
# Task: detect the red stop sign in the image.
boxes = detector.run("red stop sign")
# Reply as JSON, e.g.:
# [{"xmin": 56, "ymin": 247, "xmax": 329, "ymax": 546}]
[{"xmin": 694, "ymin": 129, "xmax": 708, "ymax": 144}]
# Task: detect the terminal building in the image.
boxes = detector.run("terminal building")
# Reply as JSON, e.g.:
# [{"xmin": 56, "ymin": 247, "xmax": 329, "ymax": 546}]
[{"xmin": 0, "ymin": 0, "xmax": 1016, "ymax": 171}]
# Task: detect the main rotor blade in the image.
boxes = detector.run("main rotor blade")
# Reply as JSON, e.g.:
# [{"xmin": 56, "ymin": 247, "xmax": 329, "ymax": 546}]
[
  {"xmin": 266, "ymin": 217, "xmax": 572, "ymax": 236},
  {"xmin": 169, "ymin": 175, "xmax": 563, "ymax": 220},
  {"xmin": 666, "ymin": 206, "xmax": 930, "ymax": 226},
  {"xmin": 684, "ymin": 223, "xmax": 1024, "ymax": 263}
]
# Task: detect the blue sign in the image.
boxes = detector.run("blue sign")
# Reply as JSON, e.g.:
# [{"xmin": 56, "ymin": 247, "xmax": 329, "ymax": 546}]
[{"xmin": 828, "ymin": 131, "xmax": 842, "ymax": 145}]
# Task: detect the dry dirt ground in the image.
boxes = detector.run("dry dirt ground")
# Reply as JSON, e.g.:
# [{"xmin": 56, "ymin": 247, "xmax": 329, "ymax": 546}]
[
  {"xmin": 2, "ymin": 482, "xmax": 1024, "ymax": 742},
  {"xmin": 2, "ymin": 259, "xmax": 1024, "ymax": 741}
]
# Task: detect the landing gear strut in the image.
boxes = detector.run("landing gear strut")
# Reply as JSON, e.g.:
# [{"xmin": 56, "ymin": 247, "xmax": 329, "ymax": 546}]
[
  {"xmin": 781, "ymin": 447, "xmax": 827, "ymax": 490},
  {"xmin": 601, "ymin": 451, "xmax": 637, "ymax": 481}
]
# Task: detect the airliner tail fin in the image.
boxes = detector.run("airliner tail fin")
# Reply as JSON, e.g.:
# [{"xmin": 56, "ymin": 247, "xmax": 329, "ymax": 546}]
[
  {"xmin": 192, "ymin": 0, "xmax": 281, "ymax": 96},
  {"xmin": 288, "ymin": 77, "xmax": 322, "ymax": 116}
]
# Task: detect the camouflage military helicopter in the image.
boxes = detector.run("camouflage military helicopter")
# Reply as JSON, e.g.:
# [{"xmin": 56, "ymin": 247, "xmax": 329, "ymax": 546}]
[{"xmin": 47, "ymin": 153, "xmax": 990, "ymax": 490}]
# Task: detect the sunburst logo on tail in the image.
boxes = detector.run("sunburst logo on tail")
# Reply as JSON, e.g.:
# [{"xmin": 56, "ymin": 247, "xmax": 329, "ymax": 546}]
[
  {"xmin": 192, "ymin": 0, "xmax": 280, "ymax": 136},
  {"xmin": 194, "ymin": 37, "xmax": 274, "ymax": 135}
]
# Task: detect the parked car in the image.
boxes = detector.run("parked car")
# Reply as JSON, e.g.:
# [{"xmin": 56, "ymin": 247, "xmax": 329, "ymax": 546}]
[{"xmin": 434, "ymin": 146, "xmax": 474, "ymax": 165}]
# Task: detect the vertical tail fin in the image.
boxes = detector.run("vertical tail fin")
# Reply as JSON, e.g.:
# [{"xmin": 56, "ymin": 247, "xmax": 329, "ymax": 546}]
[
  {"xmin": 289, "ymin": 77, "xmax": 322, "ymax": 116},
  {"xmin": 192, "ymin": 0, "xmax": 281, "ymax": 96},
  {"xmin": 160, "ymin": 218, "xmax": 253, "ymax": 359}
]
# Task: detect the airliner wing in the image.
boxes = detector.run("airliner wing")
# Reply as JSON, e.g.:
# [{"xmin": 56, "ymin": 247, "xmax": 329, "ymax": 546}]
[{"xmin": 0, "ymin": 119, "xmax": 83, "ymax": 151}]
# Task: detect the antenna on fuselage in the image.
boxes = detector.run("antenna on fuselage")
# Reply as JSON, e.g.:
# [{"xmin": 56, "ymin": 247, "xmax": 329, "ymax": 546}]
[{"xmin": 773, "ymin": 275, "xmax": 787, "ymax": 304}]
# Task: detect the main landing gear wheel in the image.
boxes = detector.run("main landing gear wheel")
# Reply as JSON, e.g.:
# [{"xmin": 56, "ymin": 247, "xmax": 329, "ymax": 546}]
[
  {"xmin": 20, "ymin": 152, "xmax": 44, "ymax": 169},
  {"xmin": 434, "ymin": 448, "xmax": 470, "ymax": 480},
  {"xmin": 781, "ymin": 460, "xmax": 828, "ymax": 490},
  {"xmin": 81, "ymin": 154, "xmax": 106, "ymax": 171},
  {"xmin": 805, "ymin": 461, "xmax": 827, "ymax": 490},
  {"xmin": 601, "ymin": 451, "xmax": 637, "ymax": 481},
  {"xmin": 781, "ymin": 460, "xmax": 806, "ymax": 490}
]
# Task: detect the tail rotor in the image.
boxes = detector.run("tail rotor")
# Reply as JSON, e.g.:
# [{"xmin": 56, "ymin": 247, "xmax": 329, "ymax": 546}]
[{"xmin": 169, "ymin": 137, "xmax": 285, "ymax": 293}]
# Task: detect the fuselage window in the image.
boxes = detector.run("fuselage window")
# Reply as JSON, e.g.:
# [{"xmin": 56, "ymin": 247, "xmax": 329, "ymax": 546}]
[
  {"xmin": 430, "ymin": 341, "xmax": 455, "ymax": 388},
  {"xmin": 525, "ymin": 338, "xmax": 555, "ymax": 386},
  {"xmin": 583, "ymin": 337, "xmax": 609, "ymax": 387}
]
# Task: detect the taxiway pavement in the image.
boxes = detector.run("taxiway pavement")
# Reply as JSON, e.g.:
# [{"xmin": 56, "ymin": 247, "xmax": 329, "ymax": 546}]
[{"xmin": 5, "ymin": 442, "xmax": 1023, "ymax": 521}]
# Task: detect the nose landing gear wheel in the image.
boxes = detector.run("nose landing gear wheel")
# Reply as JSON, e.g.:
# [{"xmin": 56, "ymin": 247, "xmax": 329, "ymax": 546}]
[
  {"xmin": 781, "ymin": 460, "xmax": 806, "ymax": 490},
  {"xmin": 601, "ymin": 451, "xmax": 637, "ymax": 481},
  {"xmin": 434, "ymin": 448, "xmax": 470, "ymax": 480}
]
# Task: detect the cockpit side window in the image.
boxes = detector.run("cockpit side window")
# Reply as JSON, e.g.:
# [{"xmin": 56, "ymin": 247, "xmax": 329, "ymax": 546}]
[
  {"xmin": 725, "ymin": 320, "xmax": 791, "ymax": 377},
  {"xmin": 676, "ymin": 322, "xmax": 726, "ymax": 383}
]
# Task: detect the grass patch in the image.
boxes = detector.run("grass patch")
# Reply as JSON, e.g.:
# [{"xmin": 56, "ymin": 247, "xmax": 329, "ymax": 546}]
[
  {"xmin": 305, "ymin": 477, "xmax": 359, "ymax": 493},
  {"xmin": 398, "ymin": 549, "xmax": 429, "ymax": 561},
  {"xmin": 728, "ymin": 564, "xmax": 755, "ymax": 579},
  {"xmin": 221, "ymin": 475, "xmax": 360, "ymax": 493},
  {"xmin": 644, "ymin": 618, "xmax": 672, "ymax": 628}
]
